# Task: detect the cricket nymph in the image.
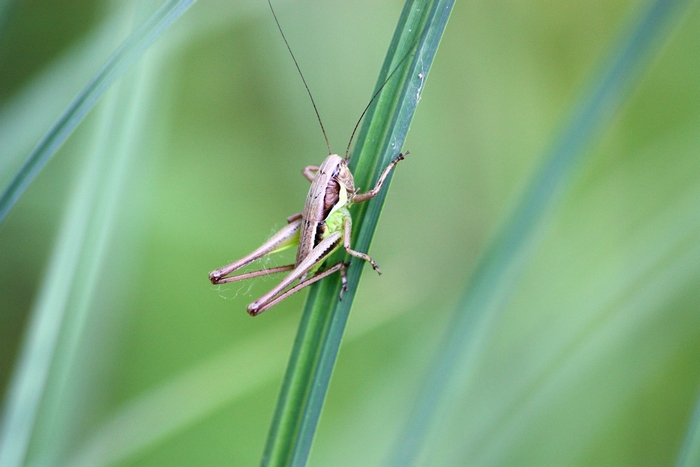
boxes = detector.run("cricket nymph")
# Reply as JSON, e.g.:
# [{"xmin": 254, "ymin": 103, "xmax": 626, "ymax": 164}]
[
  {"xmin": 209, "ymin": 0, "xmax": 411, "ymax": 315},
  {"xmin": 210, "ymin": 151, "xmax": 405, "ymax": 316}
]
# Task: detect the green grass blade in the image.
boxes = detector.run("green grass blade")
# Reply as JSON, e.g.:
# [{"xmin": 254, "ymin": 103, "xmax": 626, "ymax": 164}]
[
  {"xmin": 259, "ymin": 1, "xmax": 454, "ymax": 466},
  {"xmin": 0, "ymin": 4, "xmax": 171, "ymax": 464},
  {"xmin": 388, "ymin": 0, "xmax": 697, "ymax": 465},
  {"xmin": 0, "ymin": 0, "xmax": 195, "ymax": 226},
  {"xmin": 676, "ymin": 387, "xmax": 700, "ymax": 467},
  {"xmin": 0, "ymin": 0, "xmax": 17, "ymax": 42},
  {"xmin": 0, "ymin": 51, "xmax": 154, "ymax": 467}
]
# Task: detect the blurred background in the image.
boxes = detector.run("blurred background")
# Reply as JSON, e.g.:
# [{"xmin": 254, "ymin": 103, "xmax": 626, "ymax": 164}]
[{"xmin": 1, "ymin": 0, "xmax": 700, "ymax": 465}]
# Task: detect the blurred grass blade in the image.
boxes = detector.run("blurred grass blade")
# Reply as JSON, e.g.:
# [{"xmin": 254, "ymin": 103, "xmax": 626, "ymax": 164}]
[
  {"xmin": 0, "ymin": 7, "xmax": 165, "ymax": 466},
  {"xmin": 65, "ymin": 324, "xmax": 294, "ymax": 467},
  {"xmin": 2, "ymin": 69, "xmax": 115, "ymax": 467},
  {"xmin": 676, "ymin": 387, "xmax": 700, "ymax": 467},
  {"xmin": 260, "ymin": 1, "xmax": 454, "ymax": 466},
  {"xmin": 389, "ymin": 0, "xmax": 696, "ymax": 465},
  {"xmin": 0, "ymin": 0, "xmax": 17, "ymax": 44},
  {"xmin": 64, "ymin": 277, "xmax": 411, "ymax": 467},
  {"xmin": 0, "ymin": 0, "xmax": 266, "ymax": 191},
  {"xmin": 0, "ymin": 0, "xmax": 195, "ymax": 225}
]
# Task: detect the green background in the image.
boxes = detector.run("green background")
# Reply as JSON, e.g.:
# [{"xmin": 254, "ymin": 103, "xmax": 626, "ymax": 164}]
[{"xmin": 1, "ymin": 0, "xmax": 700, "ymax": 465}]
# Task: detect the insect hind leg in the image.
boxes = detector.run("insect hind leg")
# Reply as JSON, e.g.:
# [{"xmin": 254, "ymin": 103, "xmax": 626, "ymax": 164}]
[{"xmin": 247, "ymin": 261, "xmax": 346, "ymax": 316}]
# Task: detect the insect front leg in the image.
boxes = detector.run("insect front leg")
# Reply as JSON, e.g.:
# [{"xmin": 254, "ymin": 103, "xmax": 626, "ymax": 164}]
[
  {"xmin": 342, "ymin": 216, "xmax": 381, "ymax": 274},
  {"xmin": 209, "ymin": 219, "xmax": 301, "ymax": 284},
  {"xmin": 352, "ymin": 152, "xmax": 407, "ymax": 203}
]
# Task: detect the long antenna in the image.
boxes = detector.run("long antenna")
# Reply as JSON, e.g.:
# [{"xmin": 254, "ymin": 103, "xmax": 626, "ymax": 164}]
[
  {"xmin": 267, "ymin": 0, "xmax": 332, "ymax": 155},
  {"xmin": 344, "ymin": 45, "xmax": 416, "ymax": 161}
]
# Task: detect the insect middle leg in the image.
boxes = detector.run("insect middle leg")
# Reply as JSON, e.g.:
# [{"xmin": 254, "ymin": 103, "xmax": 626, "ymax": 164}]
[
  {"xmin": 287, "ymin": 213, "xmax": 303, "ymax": 223},
  {"xmin": 342, "ymin": 216, "xmax": 381, "ymax": 274}
]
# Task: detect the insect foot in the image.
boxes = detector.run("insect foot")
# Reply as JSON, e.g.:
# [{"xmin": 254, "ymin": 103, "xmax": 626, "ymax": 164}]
[
  {"xmin": 338, "ymin": 261, "xmax": 351, "ymax": 300},
  {"xmin": 209, "ymin": 271, "xmax": 222, "ymax": 284},
  {"xmin": 247, "ymin": 303, "xmax": 262, "ymax": 317}
]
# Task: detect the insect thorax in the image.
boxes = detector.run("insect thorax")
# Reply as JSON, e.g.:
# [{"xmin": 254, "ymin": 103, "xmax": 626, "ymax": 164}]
[{"xmin": 323, "ymin": 206, "xmax": 350, "ymax": 239}]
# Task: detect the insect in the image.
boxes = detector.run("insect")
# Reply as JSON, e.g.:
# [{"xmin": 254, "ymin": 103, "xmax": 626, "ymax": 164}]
[{"xmin": 209, "ymin": 0, "xmax": 410, "ymax": 316}]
